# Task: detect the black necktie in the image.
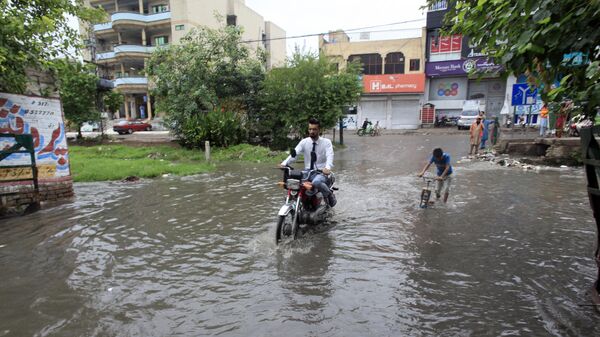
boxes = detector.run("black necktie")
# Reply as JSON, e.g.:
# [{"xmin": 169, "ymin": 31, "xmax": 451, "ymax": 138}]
[{"xmin": 310, "ymin": 142, "xmax": 316, "ymax": 170}]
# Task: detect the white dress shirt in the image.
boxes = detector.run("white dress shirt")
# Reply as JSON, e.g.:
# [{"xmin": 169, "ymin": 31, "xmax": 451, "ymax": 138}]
[{"xmin": 281, "ymin": 136, "xmax": 334, "ymax": 170}]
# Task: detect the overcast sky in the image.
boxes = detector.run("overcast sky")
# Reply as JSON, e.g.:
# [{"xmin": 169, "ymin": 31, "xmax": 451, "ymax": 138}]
[{"xmin": 245, "ymin": 0, "xmax": 427, "ymax": 56}]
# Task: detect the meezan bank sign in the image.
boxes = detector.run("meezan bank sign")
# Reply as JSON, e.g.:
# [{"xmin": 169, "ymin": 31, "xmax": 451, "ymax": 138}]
[{"xmin": 362, "ymin": 74, "xmax": 426, "ymax": 94}]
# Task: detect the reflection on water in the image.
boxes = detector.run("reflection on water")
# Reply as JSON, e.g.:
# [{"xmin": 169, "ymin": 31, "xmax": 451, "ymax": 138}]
[{"xmin": 0, "ymin": 134, "xmax": 598, "ymax": 336}]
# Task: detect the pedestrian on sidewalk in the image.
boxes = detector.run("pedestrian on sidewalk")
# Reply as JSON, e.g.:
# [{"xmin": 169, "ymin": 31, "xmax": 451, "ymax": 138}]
[
  {"xmin": 491, "ymin": 116, "xmax": 500, "ymax": 145},
  {"xmin": 469, "ymin": 116, "xmax": 484, "ymax": 155},
  {"xmin": 556, "ymin": 102, "xmax": 568, "ymax": 138},
  {"xmin": 539, "ymin": 103, "xmax": 549, "ymax": 137},
  {"xmin": 480, "ymin": 114, "xmax": 492, "ymax": 150}
]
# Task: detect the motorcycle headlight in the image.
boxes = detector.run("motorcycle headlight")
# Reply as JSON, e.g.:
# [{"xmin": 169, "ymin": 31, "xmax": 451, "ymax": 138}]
[{"xmin": 286, "ymin": 179, "xmax": 300, "ymax": 191}]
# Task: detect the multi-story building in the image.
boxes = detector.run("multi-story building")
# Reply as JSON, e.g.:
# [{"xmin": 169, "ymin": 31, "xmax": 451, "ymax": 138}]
[
  {"xmin": 320, "ymin": 30, "xmax": 427, "ymax": 130},
  {"xmin": 424, "ymin": 0, "xmax": 507, "ymax": 120},
  {"xmin": 82, "ymin": 0, "xmax": 286, "ymax": 120}
]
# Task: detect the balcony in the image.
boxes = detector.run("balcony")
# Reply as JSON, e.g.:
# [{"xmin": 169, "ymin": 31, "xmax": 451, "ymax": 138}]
[
  {"xmin": 96, "ymin": 45, "xmax": 158, "ymax": 63},
  {"xmin": 114, "ymin": 77, "xmax": 149, "ymax": 92},
  {"xmin": 94, "ymin": 11, "xmax": 171, "ymax": 32}
]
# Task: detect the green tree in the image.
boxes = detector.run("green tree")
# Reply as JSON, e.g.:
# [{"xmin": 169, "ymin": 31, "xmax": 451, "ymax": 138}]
[
  {"xmin": 146, "ymin": 23, "xmax": 265, "ymax": 148},
  {"xmin": 54, "ymin": 59, "xmax": 100, "ymax": 137},
  {"xmin": 430, "ymin": 0, "xmax": 600, "ymax": 116},
  {"xmin": 103, "ymin": 90, "xmax": 124, "ymax": 117},
  {"xmin": 0, "ymin": 0, "xmax": 105, "ymax": 93},
  {"xmin": 259, "ymin": 51, "xmax": 363, "ymax": 148}
]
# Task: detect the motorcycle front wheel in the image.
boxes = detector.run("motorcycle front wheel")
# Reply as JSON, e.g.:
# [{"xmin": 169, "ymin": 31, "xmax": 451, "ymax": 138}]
[{"xmin": 275, "ymin": 209, "xmax": 297, "ymax": 244}]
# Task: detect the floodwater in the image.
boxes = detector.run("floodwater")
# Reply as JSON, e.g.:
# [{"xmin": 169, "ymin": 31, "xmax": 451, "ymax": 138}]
[{"xmin": 0, "ymin": 133, "xmax": 598, "ymax": 336}]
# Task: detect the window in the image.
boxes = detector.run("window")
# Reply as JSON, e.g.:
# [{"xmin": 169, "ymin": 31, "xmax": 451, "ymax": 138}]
[
  {"xmin": 154, "ymin": 36, "xmax": 169, "ymax": 46},
  {"xmin": 175, "ymin": 24, "xmax": 185, "ymax": 31},
  {"xmin": 409, "ymin": 59, "xmax": 420, "ymax": 71},
  {"xmin": 348, "ymin": 54, "xmax": 382, "ymax": 75},
  {"xmin": 384, "ymin": 52, "xmax": 405, "ymax": 74},
  {"xmin": 430, "ymin": 34, "xmax": 462, "ymax": 54},
  {"xmin": 227, "ymin": 15, "xmax": 237, "ymax": 26},
  {"xmin": 152, "ymin": 4, "xmax": 168, "ymax": 13}
]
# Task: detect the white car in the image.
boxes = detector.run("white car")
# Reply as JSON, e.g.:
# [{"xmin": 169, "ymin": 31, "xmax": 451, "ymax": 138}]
[
  {"xmin": 81, "ymin": 122, "xmax": 99, "ymax": 132},
  {"xmin": 457, "ymin": 110, "xmax": 479, "ymax": 130}
]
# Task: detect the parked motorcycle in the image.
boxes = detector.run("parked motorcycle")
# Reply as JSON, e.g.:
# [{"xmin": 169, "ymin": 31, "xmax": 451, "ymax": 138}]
[
  {"xmin": 434, "ymin": 115, "xmax": 458, "ymax": 127},
  {"xmin": 275, "ymin": 151, "xmax": 337, "ymax": 244},
  {"xmin": 567, "ymin": 113, "xmax": 592, "ymax": 137}
]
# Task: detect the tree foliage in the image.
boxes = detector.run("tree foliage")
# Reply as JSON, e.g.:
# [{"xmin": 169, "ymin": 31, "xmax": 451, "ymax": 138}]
[
  {"xmin": 259, "ymin": 51, "xmax": 363, "ymax": 148},
  {"xmin": 431, "ymin": 0, "xmax": 600, "ymax": 116},
  {"xmin": 53, "ymin": 59, "xmax": 100, "ymax": 136},
  {"xmin": 103, "ymin": 90, "xmax": 124, "ymax": 115},
  {"xmin": 0, "ymin": 0, "xmax": 105, "ymax": 93},
  {"xmin": 146, "ymin": 24, "xmax": 265, "ymax": 148}
]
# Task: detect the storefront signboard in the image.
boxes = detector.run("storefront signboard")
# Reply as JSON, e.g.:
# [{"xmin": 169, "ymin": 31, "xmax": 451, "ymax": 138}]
[{"xmin": 426, "ymin": 58, "xmax": 503, "ymax": 77}]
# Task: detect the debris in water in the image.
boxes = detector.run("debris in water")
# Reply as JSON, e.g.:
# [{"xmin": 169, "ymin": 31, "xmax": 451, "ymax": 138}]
[{"xmin": 121, "ymin": 176, "xmax": 139, "ymax": 182}]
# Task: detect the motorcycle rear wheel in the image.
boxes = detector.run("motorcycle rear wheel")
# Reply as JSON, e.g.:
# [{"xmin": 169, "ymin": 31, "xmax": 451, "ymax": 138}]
[
  {"xmin": 275, "ymin": 209, "xmax": 297, "ymax": 244},
  {"xmin": 357, "ymin": 129, "xmax": 365, "ymax": 136}
]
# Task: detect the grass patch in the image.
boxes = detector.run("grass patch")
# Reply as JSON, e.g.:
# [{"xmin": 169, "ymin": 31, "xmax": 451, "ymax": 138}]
[{"xmin": 68, "ymin": 144, "xmax": 286, "ymax": 182}]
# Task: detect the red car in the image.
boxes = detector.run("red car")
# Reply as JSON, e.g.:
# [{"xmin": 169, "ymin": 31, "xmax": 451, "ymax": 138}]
[{"xmin": 113, "ymin": 120, "xmax": 152, "ymax": 134}]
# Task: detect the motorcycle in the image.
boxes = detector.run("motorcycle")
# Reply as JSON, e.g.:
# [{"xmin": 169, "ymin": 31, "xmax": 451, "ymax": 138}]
[
  {"xmin": 434, "ymin": 115, "xmax": 458, "ymax": 127},
  {"xmin": 567, "ymin": 113, "xmax": 592, "ymax": 137},
  {"xmin": 357, "ymin": 124, "xmax": 375, "ymax": 136},
  {"xmin": 275, "ymin": 150, "xmax": 337, "ymax": 244}
]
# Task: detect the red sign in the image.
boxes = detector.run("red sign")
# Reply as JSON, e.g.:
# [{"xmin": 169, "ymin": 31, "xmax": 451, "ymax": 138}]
[
  {"xmin": 439, "ymin": 36, "xmax": 451, "ymax": 53},
  {"xmin": 430, "ymin": 39, "xmax": 439, "ymax": 53},
  {"xmin": 363, "ymin": 74, "xmax": 425, "ymax": 94},
  {"xmin": 430, "ymin": 34, "xmax": 462, "ymax": 54}
]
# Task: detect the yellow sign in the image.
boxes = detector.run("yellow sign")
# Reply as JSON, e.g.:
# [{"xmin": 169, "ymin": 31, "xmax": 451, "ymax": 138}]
[{"xmin": 0, "ymin": 164, "xmax": 56, "ymax": 181}]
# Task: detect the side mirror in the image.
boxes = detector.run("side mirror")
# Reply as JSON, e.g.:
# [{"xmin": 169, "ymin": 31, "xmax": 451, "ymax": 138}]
[{"xmin": 290, "ymin": 149, "xmax": 296, "ymax": 158}]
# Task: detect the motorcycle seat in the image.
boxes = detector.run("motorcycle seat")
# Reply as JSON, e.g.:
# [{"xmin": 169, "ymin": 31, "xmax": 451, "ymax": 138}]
[{"xmin": 289, "ymin": 170, "xmax": 303, "ymax": 180}]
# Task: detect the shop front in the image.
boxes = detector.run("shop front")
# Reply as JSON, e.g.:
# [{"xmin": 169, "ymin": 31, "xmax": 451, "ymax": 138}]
[
  {"xmin": 359, "ymin": 74, "xmax": 425, "ymax": 130},
  {"xmin": 426, "ymin": 57, "xmax": 504, "ymax": 117}
]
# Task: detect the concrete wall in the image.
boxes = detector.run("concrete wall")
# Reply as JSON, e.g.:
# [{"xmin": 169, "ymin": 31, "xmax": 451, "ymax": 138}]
[
  {"xmin": 171, "ymin": 0, "xmax": 227, "ymax": 42},
  {"xmin": 232, "ymin": 1, "xmax": 265, "ymax": 53},
  {"xmin": 265, "ymin": 21, "xmax": 286, "ymax": 68},
  {"xmin": 1, "ymin": 70, "xmax": 74, "ymax": 215},
  {"xmin": 0, "ymin": 180, "xmax": 74, "ymax": 215}
]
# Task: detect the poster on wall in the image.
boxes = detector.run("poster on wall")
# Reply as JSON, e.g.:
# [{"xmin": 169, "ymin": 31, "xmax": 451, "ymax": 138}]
[
  {"xmin": 429, "ymin": 78, "xmax": 468, "ymax": 101},
  {"xmin": 0, "ymin": 93, "xmax": 70, "ymax": 181},
  {"xmin": 341, "ymin": 114, "xmax": 358, "ymax": 130}
]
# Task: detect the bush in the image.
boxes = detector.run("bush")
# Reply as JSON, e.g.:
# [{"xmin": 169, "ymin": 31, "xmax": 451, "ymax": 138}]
[{"xmin": 177, "ymin": 108, "xmax": 245, "ymax": 148}]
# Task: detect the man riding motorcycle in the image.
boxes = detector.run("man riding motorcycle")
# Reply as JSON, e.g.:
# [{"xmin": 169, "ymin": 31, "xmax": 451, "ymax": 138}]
[{"xmin": 280, "ymin": 117, "xmax": 337, "ymax": 207}]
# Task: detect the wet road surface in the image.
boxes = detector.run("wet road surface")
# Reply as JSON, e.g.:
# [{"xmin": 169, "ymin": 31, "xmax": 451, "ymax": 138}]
[{"xmin": 0, "ymin": 133, "xmax": 598, "ymax": 336}]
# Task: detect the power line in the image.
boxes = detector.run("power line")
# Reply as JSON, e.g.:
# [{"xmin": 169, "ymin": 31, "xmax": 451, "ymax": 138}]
[{"xmin": 240, "ymin": 18, "xmax": 425, "ymax": 44}]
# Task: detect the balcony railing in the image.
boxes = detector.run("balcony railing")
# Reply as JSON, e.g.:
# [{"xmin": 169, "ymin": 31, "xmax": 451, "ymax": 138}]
[
  {"xmin": 94, "ymin": 11, "xmax": 171, "ymax": 32},
  {"xmin": 114, "ymin": 77, "xmax": 148, "ymax": 87},
  {"xmin": 94, "ymin": 22, "xmax": 112, "ymax": 31},
  {"xmin": 96, "ymin": 45, "xmax": 158, "ymax": 61}
]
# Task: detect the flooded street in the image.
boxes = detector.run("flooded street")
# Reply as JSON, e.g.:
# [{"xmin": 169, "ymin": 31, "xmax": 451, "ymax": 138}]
[{"xmin": 0, "ymin": 133, "xmax": 598, "ymax": 336}]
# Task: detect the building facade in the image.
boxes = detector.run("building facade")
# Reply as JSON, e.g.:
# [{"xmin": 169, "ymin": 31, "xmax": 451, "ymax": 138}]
[
  {"xmin": 424, "ymin": 1, "xmax": 506, "ymax": 120},
  {"xmin": 83, "ymin": 0, "xmax": 286, "ymax": 120},
  {"xmin": 320, "ymin": 30, "xmax": 427, "ymax": 130}
]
